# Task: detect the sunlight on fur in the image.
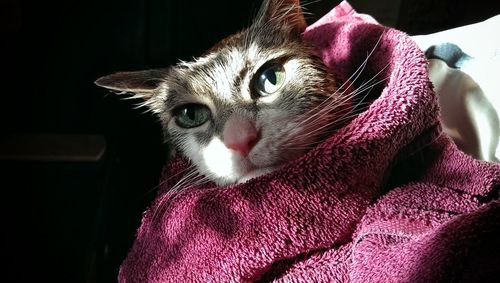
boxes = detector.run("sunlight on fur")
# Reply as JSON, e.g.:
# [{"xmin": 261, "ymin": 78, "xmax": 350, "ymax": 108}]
[{"xmin": 202, "ymin": 137, "xmax": 235, "ymax": 180}]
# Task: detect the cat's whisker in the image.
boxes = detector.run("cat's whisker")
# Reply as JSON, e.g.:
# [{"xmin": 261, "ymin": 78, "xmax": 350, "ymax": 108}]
[
  {"xmin": 285, "ymin": 75, "xmax": 389, "ymax": 147},
  {"xmin": 300, "ymin": 0, "xmax": 323, "ymax": 8},
  {"xmin": 335, "ymin": 33, "xmax": 385, "ymax": 91},
  {"xmin": 141, "ymin": 164, "xmax": 194, "ymax": 197},
  {"xmin": 294, "ymin": 79, "xmax": 371, "ymax": 131},
  {"xmin": 347, "ymin": 76, "xmax": 390, "ymax": 107},
  {"xmin": 336, "ymin": 32, "xmax": 384, "ymax": 90},
  {"xmin": 292, "ymin": 37, "xmax": 384, "ymax": 129},
  {"xmin": 348, "ymin": 75, "xmax": 390, "ymax": 107},
  {"xmin": 168, "ymin": 168, "xmax": 199, "ymax": 191},
  {"xmin": 330, "ymin": 42, "xmax": 386, "ymax": 104},
  {"xmin": 314, "ymin": 56, "xmax": 370, "ymax": 108},
  {"xmin": 139, "ymin": 169, "xmax": 215, "ymax": 255},
  {"xmin": 280, "ymin": 71, "xmax": 387, "ymax": 152},
  {"xmin": 353, "ymin": 63, "xmax": 390, "ymax": 93},
  {"xmin": 321, "ymin": 80, "xmax": 385, "ymax": 118},
  {"xmin": 314, "ymin": 64, "xmax": 390, "ymax": 119},
  {"xmin": 149, "ymin": 166, "xmax": 207, "ymax": 224}
]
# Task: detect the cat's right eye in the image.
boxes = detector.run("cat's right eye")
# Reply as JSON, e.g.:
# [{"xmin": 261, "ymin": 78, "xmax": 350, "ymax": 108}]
[
  {"xmin": 254, "ymin": 63, "xmax": 286, "ymax": 96},
  {"xmin": 173, "ymin": 104, "xmax": 211, "ymax": 128}
]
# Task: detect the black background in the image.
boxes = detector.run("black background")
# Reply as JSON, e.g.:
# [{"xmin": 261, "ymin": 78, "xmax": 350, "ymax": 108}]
[{"xmin": 1, "ymin": 0, "xmax": 499, "ymax": 282}]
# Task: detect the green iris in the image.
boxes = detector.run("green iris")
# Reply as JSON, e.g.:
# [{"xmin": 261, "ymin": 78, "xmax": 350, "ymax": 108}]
[
  {"xmin": 256, "ymin": 64, "xmax": 286, "ymax": 96},
  {"xmin": 174, "ymin": 104, "xmax": 211, "ymax": 128}
]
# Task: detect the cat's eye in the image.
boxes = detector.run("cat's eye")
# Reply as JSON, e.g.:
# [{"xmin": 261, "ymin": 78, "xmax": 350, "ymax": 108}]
[
  {"xmin": 255, "ymin": 64, "xmax": 286, "ymax": 96},
  {"xmin": 173, "ymin": 104, "xmax": 211, "ymax": 128}
]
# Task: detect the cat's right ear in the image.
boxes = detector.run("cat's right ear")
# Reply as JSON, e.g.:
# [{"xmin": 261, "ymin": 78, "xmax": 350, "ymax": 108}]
[
  {"xmin": 255, "ymin": 0, "xmax": 307, "ymax": 35},
  {"xmin": 95, "ymin": 69, "xmax": 167, "ymax": 100}
]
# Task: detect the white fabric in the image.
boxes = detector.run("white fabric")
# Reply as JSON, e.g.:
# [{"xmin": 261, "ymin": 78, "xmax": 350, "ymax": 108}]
[{"xmin": 412, "ymin": 15, "xmax": 500, "ymax": 162}]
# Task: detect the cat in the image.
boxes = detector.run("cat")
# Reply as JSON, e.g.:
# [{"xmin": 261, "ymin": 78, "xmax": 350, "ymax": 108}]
[{"xmin": 95, "ymin": 0, "xmax": 359, "ymax": 186}]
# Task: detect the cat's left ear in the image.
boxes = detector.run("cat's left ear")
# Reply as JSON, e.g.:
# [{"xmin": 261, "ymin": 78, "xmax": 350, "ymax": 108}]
[
  {"xmin": 95, "ymin": 69, "xmax": 167, "ymax": 99},
  {"xmin": 256, "ymin": 0, "xmax": 307, "ymax": 35}
]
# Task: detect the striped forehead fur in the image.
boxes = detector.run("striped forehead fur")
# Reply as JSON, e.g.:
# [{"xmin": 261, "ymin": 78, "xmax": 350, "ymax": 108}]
[
  {"xmin": 157, "ymin": 33, "xmax": 335, "ymax": 125},
  {"xmin": 177, "ymin": 43, "xmax": 291, "ymax": 101}
]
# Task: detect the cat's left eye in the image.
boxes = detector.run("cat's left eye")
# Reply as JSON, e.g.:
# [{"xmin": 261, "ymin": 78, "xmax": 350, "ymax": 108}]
[{"xmin": 255, "ymin": 64, "xmax": 286, "ymax": 96}]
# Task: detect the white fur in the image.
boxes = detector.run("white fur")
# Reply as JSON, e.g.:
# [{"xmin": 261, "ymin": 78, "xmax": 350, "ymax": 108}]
[{"xmin": 202, "ymin": 137, "xmax": 237, "ymax": 180}]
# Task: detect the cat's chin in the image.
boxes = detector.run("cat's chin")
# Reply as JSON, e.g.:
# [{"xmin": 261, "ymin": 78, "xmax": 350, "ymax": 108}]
[{"xmin": 237, "ymin": 167, "xmax": 276, "ymax": 184}]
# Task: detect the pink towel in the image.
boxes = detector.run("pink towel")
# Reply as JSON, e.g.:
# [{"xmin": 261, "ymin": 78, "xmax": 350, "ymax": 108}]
[{"xmin": 119, "ymin": 2, "xmax": 500, "ymax": 282}]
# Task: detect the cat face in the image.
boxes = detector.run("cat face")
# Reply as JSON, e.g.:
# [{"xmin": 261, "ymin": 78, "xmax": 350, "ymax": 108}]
[{"xmin": 96, "ymin": 0, "xmax": 348, "ymax": 185}]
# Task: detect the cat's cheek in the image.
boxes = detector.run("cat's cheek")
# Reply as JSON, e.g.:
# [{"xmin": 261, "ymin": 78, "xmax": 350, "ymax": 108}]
[{"xmin": 247, "ymin": 144, "xmax": 273, "ymax": 167}]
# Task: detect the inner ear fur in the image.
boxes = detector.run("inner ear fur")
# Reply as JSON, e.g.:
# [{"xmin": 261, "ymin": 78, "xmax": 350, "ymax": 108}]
[
  {"xmin": 256, "ymin": 0, "xmax": 307, "ymax": 35},
  {"xmin": 95, "ymin": 69, "xmax": 168, "ymax": 99}
]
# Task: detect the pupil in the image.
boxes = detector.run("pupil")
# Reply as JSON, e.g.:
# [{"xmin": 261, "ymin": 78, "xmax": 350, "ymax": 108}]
[
  {"xmin": 185, "ymin": 108, "xmax": 196, "ymax": 120},
  {"xmin": 264, "ymin": 69, "xmax": 277, "ymax": 85}
]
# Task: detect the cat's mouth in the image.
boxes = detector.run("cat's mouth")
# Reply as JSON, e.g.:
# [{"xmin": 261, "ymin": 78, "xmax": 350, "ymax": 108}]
[{"xmin": 229, "ymin": 137, "xmax": 312, "ymax": 184}]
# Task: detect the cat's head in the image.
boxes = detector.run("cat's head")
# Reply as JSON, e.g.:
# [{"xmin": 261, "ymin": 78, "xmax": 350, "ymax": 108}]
[{"xmin": 96, "ymin": 0, "xmax": 349, "ymax": 185}]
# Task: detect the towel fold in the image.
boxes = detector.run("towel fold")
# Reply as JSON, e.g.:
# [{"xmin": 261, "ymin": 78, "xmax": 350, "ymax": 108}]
[{"xmin": 118, "ymin": 1, "xmax": 500, "ymax": 282}]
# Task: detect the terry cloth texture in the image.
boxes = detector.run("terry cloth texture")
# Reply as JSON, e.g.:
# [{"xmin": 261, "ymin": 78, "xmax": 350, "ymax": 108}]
[{"xmin": 119, "ymin": 1, "xmax": 500, "ymax": 282}]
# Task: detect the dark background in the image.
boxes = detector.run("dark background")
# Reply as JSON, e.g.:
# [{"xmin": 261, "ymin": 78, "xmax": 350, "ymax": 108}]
[{"xmin": 1, "ymin": 0, "xmax": 499, "ymax": 282}]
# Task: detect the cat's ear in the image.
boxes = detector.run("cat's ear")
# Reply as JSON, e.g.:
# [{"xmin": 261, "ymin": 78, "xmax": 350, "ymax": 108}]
[
  {"xmin": 255, "ymin": 0, "xmax": 307, "ymax": 35},
  {"xmin": 95, "ymin": 69, "xmax": 167, "ymax": 99}
]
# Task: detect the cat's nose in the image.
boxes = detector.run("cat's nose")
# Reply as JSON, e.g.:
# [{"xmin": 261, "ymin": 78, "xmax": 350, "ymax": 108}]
[{"xmin": 223, "ymin": 118, "xmax": 259, "ymax": 157}]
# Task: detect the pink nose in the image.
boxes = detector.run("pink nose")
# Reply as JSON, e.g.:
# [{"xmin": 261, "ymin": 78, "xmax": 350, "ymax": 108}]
[{"xmin": 223, "ymin": 118, "xmax": 259, "ymax": 157}]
